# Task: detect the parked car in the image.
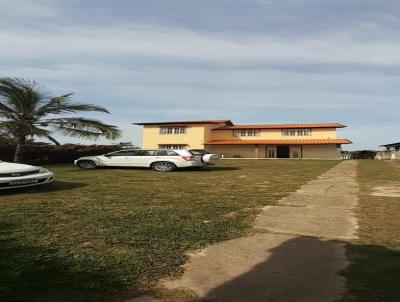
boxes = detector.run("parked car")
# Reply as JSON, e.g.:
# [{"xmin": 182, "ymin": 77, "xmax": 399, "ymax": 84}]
[
  {"xmin": 74, "ymin": 149, "xmax": 219, "ymax": 172},
  {"xmin": 0, "ymin": 161, "xmax": 54, "ymax": 189}
]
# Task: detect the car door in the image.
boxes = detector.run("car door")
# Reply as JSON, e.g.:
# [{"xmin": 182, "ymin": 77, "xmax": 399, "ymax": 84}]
[
  {"xmin": 101, "ymin": 150, "xmax": 137, "ymax": 167},
  {"xmin": 129, "ymin": 150, "xmax": 156, "ymax": 167}
]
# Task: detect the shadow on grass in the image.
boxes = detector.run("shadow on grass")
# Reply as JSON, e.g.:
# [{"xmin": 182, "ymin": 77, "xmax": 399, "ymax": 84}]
[
  {"xmin": 0, "ymin": 181, "xmax": 88, "ymax": 195},
  {"xmin": 182, "ymin": 166, "xmax": 241, "ymax": 172},
  {"xmin": 0, "ymin": 222, "xmax": 125, "ymax": 302},
  {"xmin": 196, "ymin": 237, "xmax": 400, "ymax": 302},
  {"xmin": 340, "ymin": 244, "xmax": 400, "ymax": 302},
  {"xmin": 77, "ymin": 166, "xmax": 241, "ymax": 172},
  {"xmin": 1, "ymin": 222, "xmax": 399, "ymax": 302},
  {"xmin": 196, "ymin": 236, "xmax": 347, "ymax": 302}
]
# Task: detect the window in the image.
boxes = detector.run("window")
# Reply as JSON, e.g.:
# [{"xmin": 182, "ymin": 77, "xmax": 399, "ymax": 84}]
[
  {"xmin": 159, "ymin": 126, "xmax": 187, "ymax": 134},
  {"xmin": 282, "ymin": 129, "xmax": 312, "ymax": 136},
  {"xmin": 107, "ymin": 150, "xmax": 158, "ymax": 156},
  {"xmin": 158, "ymin": 144, "xmax": 186, "ymax": 150},
  {"xmin": 297, "ymin": 128, "xmax": 311, "ymax": 136},
  {"xmin": 155, "ymin": 150, "xmax": 179, "ymax": 156},
  {"xmin": 267, "ymin": 149, "xmax": 275, "ymax": 158},
  {"xmin": 135, "ymin": 150, "xmax": 157, "ymax": 156},
  {"xmin": 106, "ymin": 150, "xmax": 139, "ymax": 156},
  {"xmin": 233, "ymin": 129, "xmax": 260, "ymax": 137}
]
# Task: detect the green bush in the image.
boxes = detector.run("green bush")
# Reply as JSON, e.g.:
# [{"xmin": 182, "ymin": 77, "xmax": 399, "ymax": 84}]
[{"xmin": 0, "ymin": 143, "xmax": 120, "ymax": 164}]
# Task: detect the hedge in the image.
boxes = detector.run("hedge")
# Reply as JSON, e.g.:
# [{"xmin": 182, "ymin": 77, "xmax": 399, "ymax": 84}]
[{"xmin": 0, "ymin": 143, "xmax": 121, "ymax": 164}]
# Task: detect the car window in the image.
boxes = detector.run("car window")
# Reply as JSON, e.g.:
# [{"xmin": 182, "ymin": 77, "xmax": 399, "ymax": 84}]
[
  {"xmin": 155, "ymin": 150, "xmax": 179, "ymax": 156},
  {"xmin": 136, "ymin": 150, "xmax": 157, "ymax": 156},
  {"xmin": 107, "ymin": 150, "xmax": 139, "ymax": 156}
]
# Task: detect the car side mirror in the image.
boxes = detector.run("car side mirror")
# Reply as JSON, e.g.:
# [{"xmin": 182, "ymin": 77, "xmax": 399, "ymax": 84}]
[{"xmin": 104, "ymin": 154, "xmax": 112, "ymax": 158}]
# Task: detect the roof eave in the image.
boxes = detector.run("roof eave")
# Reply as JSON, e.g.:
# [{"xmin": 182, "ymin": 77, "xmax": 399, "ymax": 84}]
[
  {"xmin": 212, "ymin": 123, "xmax": 347, "ymax": 130},
  {"xmin": 205, "ymin": 139, "xmax": 352, "ymax": 145},
  {"xmin": 133, "ymin": 120, "xmax": 232, "ymax": 126}
]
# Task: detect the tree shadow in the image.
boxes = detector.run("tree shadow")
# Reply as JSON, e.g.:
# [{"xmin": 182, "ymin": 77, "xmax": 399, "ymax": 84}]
[
  {"xmin": 181, "ymin": 166, "xmax": 241, "ymax": 172},
  {"xmin": 74, "ymin": 166, "xmax": 241, "ymax": 173},
  {"xmin": 196, "ymin": 236, "xmax": 347, "ymax": 302},
  {"xmin": 182, "ymin": 236, "xmax": 400, "ymax": 302},
  {"xmin": 340, "ymin": 243, "xmax": 400, "ymax": 301},
  {"xmin": 0, "ymin": 222, "xmax": 125, "ymax": 302},
  {"xmin": 0, "ymin": 181, "xmax": 88, "ymax": 195}
]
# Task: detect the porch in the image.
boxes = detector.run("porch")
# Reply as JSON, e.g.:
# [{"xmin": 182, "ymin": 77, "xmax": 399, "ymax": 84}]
[{"xmin": 205, "ymin": 144, "xmax": 342, "ymax": 159}]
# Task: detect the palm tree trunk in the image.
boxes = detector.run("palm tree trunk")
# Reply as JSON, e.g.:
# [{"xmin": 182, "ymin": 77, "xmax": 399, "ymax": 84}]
[{"xmin": 14, "ymin": 136, "xmax": 26, "ymax": 163}]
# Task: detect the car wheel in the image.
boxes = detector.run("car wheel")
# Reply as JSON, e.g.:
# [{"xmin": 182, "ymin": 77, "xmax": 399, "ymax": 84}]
[
  {"xmin": 151, "ymin": 162, "xmax": 176, "ymax": 172},
  {"xmin": 77, "ymin": 160, "xmax": 97, "ymax": 169}
]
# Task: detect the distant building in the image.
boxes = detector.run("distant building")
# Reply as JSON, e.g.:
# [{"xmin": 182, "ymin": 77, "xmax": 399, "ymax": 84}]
[
  {"xmin": 341, "ymin": 151, "xmax": 352, "ymax": 160},
  {"xmin": 375, "ymin": 142, "xmax": 400, "ymax": 160},
  {"xmin": 134, "ymin": 119, "xmax": 352, "ymax": 159}
]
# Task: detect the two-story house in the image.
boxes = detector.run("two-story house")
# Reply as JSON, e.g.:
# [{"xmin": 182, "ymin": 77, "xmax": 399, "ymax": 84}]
[{"xmin": 134, "ymin": 120, "xmax": 352, "ymax": 159}]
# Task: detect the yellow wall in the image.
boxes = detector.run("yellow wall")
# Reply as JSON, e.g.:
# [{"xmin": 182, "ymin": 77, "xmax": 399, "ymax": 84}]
[
  {"xmin": 141, "ymin": 123, "xmax": 226, "ymax": 149},
  {"xmin": 206, "ymin": 145, "xmax": 264, "ymax": 158},
  {"xmin": 210, "ymin": 128, "xmax": 337, "ymax": 141},
  {"xmin": 302, "ymin": 145, "xmax": 341, "ymax": 159}
]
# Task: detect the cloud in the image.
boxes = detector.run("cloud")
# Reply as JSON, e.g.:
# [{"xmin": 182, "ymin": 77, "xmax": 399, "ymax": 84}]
[
  {"xmin": 0, "ymin": 0, "xmax": 60, "ymax": 17},
  {"xmin": 1, "ymin": 1, "xmax": 400, "ymax": 150},
  {"xmin": 1, "ymin": 23, "xmax": 400, "ymax": 66}
]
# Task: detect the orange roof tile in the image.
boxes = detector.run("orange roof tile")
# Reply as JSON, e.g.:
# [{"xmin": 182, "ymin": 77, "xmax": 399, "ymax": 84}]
[
  {"xmin": 205, "ymin": 139, "xmax": 352, "ymax": 145},
  {"xmin": 213, "ymin": 123, "xmax": 345, "ymax": 130},
  {"xmin": 134, "ymin": 120, "xmax": 232, "ymax": 125}
]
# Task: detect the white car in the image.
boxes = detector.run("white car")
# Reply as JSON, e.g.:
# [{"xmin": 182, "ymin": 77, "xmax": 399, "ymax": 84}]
[
  {"xmin": 0, "ymin": 161, "xmax": 54, "ymax": 189},
  {"xmin": 74, "ymin": 149, "xmax": 219, "ymax": 172}
]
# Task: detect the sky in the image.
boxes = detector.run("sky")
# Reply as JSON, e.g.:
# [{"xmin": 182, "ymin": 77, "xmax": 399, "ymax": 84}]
[{"xmin": 1, "ymin": 0, "xmax": 400, "ymax": 150}]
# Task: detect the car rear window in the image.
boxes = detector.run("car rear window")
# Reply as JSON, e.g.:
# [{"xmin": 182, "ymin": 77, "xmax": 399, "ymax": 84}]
[{"xmin": 189, "ymin": 149, "xmax": 209, "ymax": 155}]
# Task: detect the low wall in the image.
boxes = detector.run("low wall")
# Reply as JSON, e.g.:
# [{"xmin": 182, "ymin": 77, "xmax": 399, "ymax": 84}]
[{"xmin": 375, "ymin": 151, "xmax": 400, "ymax": 160}]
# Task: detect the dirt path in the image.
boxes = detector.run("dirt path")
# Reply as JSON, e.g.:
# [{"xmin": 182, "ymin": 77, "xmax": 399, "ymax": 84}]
[{"xmin": 131, "ymin": 161, "xmax": 359, "ymax": 302}]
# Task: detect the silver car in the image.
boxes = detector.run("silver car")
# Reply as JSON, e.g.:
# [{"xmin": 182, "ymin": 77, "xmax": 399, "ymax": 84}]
[{"xmin": 0, "ymin": 161, "xmax": 54, "ymax": 189}]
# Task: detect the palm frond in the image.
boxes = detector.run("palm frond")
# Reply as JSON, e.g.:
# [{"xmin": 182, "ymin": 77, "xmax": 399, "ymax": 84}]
[
  {"xmin": 0, "ymin": 77, "xmax": 48, "ymax": 114},
  {"xmin": 36, "ymin": 94, "xmax": 110, "ymax": 116},
  {"xmin": 46, "ymin": 135, "xmax": 61, "ymax": 146},
  {"xmin": 0, "ymin": 102, "xmax": 17, "ymax": 119},
  {"xmin": 44, "ymin": 117, "xmax": 121, "ymax": 140},
  {"xmin": 0, "ymin": 77, "xmax": 120, "ymax": 148}
]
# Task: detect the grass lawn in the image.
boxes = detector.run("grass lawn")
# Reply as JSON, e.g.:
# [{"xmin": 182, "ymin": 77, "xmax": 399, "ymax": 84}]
[
  {"xmin": 342, "ymin": 160, "xmax": 400, "ymax": 301},
  {"xmin": 0, "ymin": 160, "xmax": 338, "ymax": 302}
]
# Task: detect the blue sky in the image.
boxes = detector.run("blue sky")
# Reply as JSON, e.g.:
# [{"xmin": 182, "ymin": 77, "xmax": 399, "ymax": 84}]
[{"xmin": 1, "ymin": 0, "xmax": 400, "ymax": 150}]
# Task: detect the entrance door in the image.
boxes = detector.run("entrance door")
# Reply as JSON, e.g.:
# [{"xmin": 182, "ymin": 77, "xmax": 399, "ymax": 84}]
[
  {"xmin": 266, "ymin": 147, "xmax": 276, "ymax": 158},
  {"xmin": 277, "ymin": 146, "xmax": 290, "ymax": 158}
]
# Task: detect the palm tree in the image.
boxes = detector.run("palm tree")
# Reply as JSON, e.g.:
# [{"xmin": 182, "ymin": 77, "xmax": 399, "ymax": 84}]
[{"xmin": 0, "ymin": 77, "xmax": 121, "ymax": 162}]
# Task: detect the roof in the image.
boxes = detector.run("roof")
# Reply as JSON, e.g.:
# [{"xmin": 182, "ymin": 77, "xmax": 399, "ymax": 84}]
[
  {"xmin": 213, "ymin": 123, "xmax": 346, "ymax": 130},
  {"xmin": 134, "ymin": 120, "xmax": 233, "ymax": 126},
  {"xmin": 380, "ymin": 142, "xmax": 400, "ymax": 147},
  {"xmin": 205, "ymin": 139, "xmax": 352, "ymax": 145}
]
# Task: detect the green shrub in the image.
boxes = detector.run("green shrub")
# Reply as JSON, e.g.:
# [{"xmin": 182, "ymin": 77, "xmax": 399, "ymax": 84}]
[{"xmin": 0, "ymin": 143, "xmax": 120, "ymax": 164}]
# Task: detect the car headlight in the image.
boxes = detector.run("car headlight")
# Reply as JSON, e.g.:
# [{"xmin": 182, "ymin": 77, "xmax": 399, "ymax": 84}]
[{"xmin": 39, "ymin": 167, "xmax": 50, "ymax": 173}]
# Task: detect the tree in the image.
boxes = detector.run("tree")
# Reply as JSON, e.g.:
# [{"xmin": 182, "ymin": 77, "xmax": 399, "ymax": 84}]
[{"xmin": 0, "ymin": 78, "xmax": 121, "ymax": 162}]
